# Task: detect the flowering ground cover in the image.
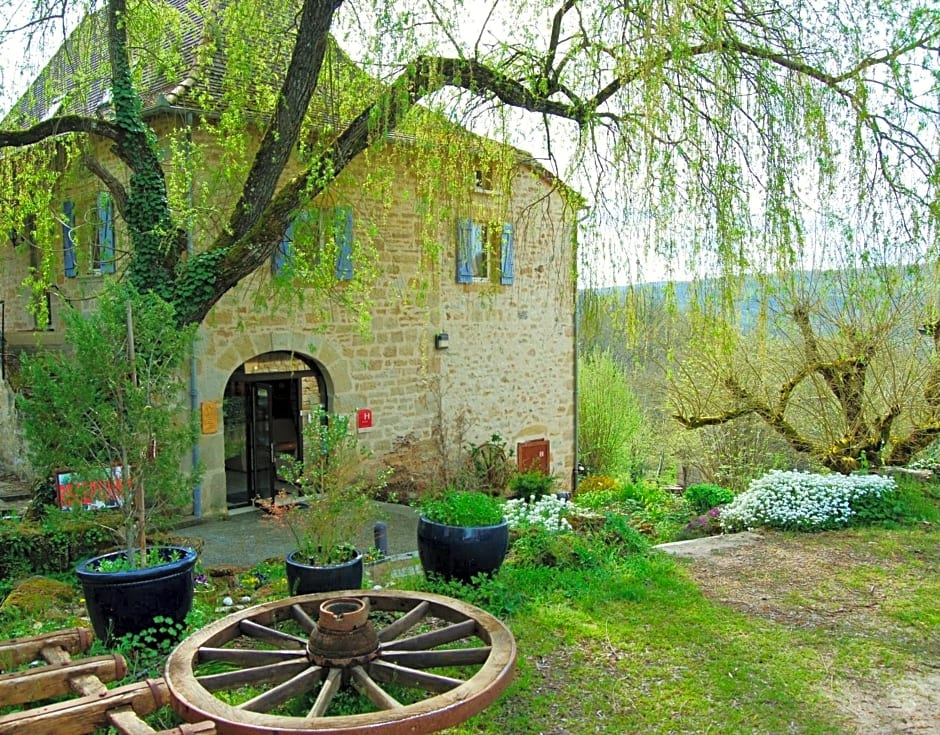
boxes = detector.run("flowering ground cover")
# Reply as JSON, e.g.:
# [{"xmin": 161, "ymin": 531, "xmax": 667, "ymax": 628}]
[{"xmin": 721, "ymin": 470, "xmax": 899, "ymax": 532}]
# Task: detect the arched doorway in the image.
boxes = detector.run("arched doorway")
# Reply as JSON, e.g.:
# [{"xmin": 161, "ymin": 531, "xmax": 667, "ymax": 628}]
[{"xmin": 223, "ymin": 351, "xmax": 326, "ymax": 508}]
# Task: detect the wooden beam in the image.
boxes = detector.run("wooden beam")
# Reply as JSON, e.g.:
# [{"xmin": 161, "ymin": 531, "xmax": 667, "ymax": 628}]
[
  {"xmin": 0, "ymin": 655, "xmax": 126, "ymax": 706},
  {"xmin": 0, "ymin": 677, "xmax": 168, "ymax": 735},
  {"xmin": 0, "ymin": 628, "xmax": 93, "ymax": 671}
]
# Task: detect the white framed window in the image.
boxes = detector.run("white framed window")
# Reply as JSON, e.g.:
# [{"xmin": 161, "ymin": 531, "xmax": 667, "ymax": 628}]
[{"xmin": 456, "ymin": 218, "xmax": 514, "ymax": 285}]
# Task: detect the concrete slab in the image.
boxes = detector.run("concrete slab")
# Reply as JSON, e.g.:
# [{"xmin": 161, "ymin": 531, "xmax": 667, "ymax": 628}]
[
  {"xmin": 654, "ymin": 531, "xmax": 763, "ymax": 559},
  {"xmin": 177, "ymin": 501, "xmax": 419, "ymax": 568}
]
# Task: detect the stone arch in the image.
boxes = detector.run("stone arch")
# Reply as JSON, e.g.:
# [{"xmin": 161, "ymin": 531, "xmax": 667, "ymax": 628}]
[{"xmin": 194, "ymin": 330, "xmax": 355, "ymax": 514}]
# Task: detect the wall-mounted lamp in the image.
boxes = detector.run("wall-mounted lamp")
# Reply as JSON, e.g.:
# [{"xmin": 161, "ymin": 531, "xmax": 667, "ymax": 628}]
[{"xmin": 434, "ymin": 332, "xmax": 449, "ymax": 350}]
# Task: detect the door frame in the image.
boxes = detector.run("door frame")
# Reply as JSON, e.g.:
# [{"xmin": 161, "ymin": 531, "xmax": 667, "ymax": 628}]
[{"xmin": 223, "ymin": 355, "xmax": 326, "ymax": 508}]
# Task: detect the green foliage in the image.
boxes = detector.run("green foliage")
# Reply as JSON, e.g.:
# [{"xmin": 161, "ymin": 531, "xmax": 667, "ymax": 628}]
[
  {"xmin": 508, "ymin": 526, "xmax": 584, "ymax": 568},
  {"xmin": 574, "ymin": 480, "xmax": 693, "ymax": 542},
  {"xmin": 17, "ymin": 282, "xmax": 198, "ymax": 563},
  {"xmin": 0, "ymin": 510, "xmax": 116, "ymax": 585},
  {"xmin": 90, "ymin": 547, "xmax": 183, "ymax": 573},
  {"xmin": 260, "ymin": 406, "xmax": 383, "ymax": 566},
  {"xmin": 577, "ymin": 350, "xmax": 646, "ymax": 479},
  {"xmin": 507, "ymin": 469, "xmax": 556, "ymax": 502},
  {"xmin": 461, "ymin": 434, "xmax": 514, "ymax": 494},
  {"xmin": 279, "ymin": 406, "xmax": 376, "ymax": 497},
  {"xmin": 576, "ymin": 474, "xmax": 622, "ymax": 495},
  {"xmin": 418, "ymin": 487, "xmax": 505, "ymax": 527},
  {"xmin": 415, "ymin": 572, "xmax": 525, "ymax": 619},
  {"xmin": 574, "ymin": 477, "xmax": 644, "ymax": 514},
  {"xmin": 684, "ymin": 483, "xmax": 735, "ymax": 514},
  {"xmin": 595, "ymin": 512, "xmax": 652, "ymax": 556},
  {"xmin": 849, "ymin": 475, "xmax": 940, "ymax": 527}
]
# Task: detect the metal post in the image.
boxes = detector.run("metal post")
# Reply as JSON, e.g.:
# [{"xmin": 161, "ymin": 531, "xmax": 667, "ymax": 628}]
[{"xmin": 373, "ymin": 522, "xmax": 389, "ymax": 557}]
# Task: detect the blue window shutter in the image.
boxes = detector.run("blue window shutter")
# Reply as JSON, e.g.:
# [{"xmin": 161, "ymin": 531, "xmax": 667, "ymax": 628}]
[
  {"xmin": 274, "ymin": 219, "xmax": 294, "ymax": 275},
  {"xmin": 334, "ymin": 206, "xmax": 353, "ymax": 280},
  {"xmin": 456, "ymin": 218, "xmax": 473, "ymax": 283},
  {"xmin": 500, "ymin": 223, "xmax": 514, "ymax": 285},
  {"xmin": 97, "ymin": 192, "xmax": 115, "ymax": 273},
  {"xmin": 63, "ymin": 200, "xmax": 77, "ymax": 278}
]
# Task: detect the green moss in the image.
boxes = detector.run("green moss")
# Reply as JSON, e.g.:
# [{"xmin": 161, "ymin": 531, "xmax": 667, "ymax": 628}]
[{"xmin": 0, "ymin": 576, "xmax": 78, "ymax": 616}]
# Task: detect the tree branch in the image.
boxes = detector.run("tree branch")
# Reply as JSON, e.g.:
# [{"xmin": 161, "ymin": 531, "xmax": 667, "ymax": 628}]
[{"xmin": 0, "ymin": 116, "xmax": 123, "ymax": 148}]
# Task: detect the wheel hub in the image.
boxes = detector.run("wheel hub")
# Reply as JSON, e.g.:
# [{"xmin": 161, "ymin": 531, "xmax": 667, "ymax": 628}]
[{"xmin": 306, "ymin": 597, "xmax": 379, "ymax": 667}]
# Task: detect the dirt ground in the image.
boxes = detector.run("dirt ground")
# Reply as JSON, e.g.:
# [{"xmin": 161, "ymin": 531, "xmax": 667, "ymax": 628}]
[{"xmin": 671, "ymin": 531, "xmax": 940, "ymax": 734}]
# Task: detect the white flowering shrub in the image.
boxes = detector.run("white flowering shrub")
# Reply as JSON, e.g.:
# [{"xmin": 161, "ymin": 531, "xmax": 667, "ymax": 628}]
[
  {"xmin": 721, "ymin": 470, "xmax": 897, "ymax": 532},
  {"xmin": 505, "ymin": 495, "xmax": 572, "ymax": 533}
]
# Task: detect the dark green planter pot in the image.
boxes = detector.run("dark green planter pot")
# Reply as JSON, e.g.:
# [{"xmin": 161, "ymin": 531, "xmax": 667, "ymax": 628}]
[
  {"xmin": 75, "ymin": 545, "xmax": 197, "ymax": 645},
  {"xmin": 285, "ymin": 550, "xmax": 364, "ymax": 595},
  {"xmin": 417, "ymin": 516, "xmax": 509, "ymax": 582}
]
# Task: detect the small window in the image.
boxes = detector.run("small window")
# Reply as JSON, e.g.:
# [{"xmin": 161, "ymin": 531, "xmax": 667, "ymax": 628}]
[
  {"xmin": 474, "ymin": 163, "xmax": 498, "ymax": 193},
  {"xmin": 456, "ymin": 219, "xmax": 514, "ymax": 285}
]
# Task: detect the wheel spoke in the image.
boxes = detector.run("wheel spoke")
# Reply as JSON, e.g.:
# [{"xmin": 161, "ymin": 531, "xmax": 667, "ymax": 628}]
[
  {"xmin": 237, "ymin": 665, "xmax": 323, "ymax": 712},
  {"xmin": 196, "ymin": 659, "xmax": 311, "ymax": 692},
  {"xmin": 164, "ymin": 590, "xmax": 516, "ymax": 734},
  {"xmin": 378, "ymin": 647, "xmax": 491, "ymax": 668},
  {"xmin": 197, "ymin": 648, "xmax": 305, "ymax": 666},
  {"xmin": 350, "ymin": 665, "xmax": 403, "ymax": 710},
  {"xmin": 238, "ymin": 619, "xmax": 307, "ymax": 647},
  {"xmin": 376, "ymin": 601, "xmax": 429, "ymax": 643},
  {"xmin": 369, "ymin": 659, "xmax": 464, "ymax": 693},
  {"xmin": 380, "ymin": 618, "xmax": 477, "ymax": 651},
  {"xmin": 307, "ymin": 667, "xmax": 342, "ymax": 717},
  {"xmin": 291, "ymin": 603, "xmax": 316, "ymax": 634}
]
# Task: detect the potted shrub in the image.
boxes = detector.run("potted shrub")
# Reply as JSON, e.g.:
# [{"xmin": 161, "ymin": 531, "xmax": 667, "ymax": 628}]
[
  {"xmin": 17, "ymin": 283, "xmax": 199, "ymax": 644},
  {"xmin": 259, "ymin": 406, "xmax": 382, "ymax": 594},
  {"xmin": 416, "ymin": 486, "xmax": 509, "ymax": 582}
]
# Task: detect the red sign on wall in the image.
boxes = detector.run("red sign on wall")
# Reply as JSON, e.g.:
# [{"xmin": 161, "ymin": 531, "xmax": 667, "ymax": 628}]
[{"xmin": 357, "ymin": 408, "xmax": 373, "ymax": 432}]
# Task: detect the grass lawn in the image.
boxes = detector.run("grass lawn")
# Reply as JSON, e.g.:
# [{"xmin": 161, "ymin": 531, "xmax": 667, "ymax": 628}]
[
  {"xmin": 435, "ymin": 528, "xmax": 939, "ymax": 734},
  {"xmin": 1, "ymin": 521, "xmax": 937, "ymax": 734}
]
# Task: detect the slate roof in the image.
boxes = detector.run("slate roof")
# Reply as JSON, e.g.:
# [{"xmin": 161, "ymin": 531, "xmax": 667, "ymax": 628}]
[
  {"xmin": 2, "ymin": 0, "xmax": 361, "ymax": 127},
  {"xmin": 4, "ymin": 0, "xmax": 207, "ymax": 126}
]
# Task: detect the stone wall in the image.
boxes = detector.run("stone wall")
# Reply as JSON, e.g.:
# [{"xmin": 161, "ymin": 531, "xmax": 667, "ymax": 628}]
[
  {"xmin": 193, "ymin": 144, "xmax": 576, "ymax": 514},
  {"xmin": 0, "ymin": 118, "xmax": 577, "ymax": 516}
]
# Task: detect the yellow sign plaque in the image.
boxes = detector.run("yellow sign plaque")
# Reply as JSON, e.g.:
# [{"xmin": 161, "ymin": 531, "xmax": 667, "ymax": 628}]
[{"xmin": 200, "ymin": 401, "xmax": 219, "ymax": 434}]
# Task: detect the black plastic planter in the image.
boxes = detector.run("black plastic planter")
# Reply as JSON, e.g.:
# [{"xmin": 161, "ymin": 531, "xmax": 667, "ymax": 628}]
[
  {"xmin": 417, "ymin": 516, "xmax": 509, "ymax": 582},
  {"xmin": 285, "ymin": 550, "xmax": 364, "ymax": 595},
  {"xmin": 75, "ymin": 545, "xmax": 197, "ymax": 645}
]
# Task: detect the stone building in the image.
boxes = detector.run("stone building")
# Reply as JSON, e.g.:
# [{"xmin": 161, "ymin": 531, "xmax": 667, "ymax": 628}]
[{"xmin": 0, "ymin": 2, "xmax": 578, "ymax": 515}]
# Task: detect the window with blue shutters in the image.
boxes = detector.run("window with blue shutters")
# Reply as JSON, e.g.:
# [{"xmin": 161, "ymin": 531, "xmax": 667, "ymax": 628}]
[
  {"xmin": 456, "ymin": 218, "xmax": 514, "ymax": 285},
  {"xmin": 273, "ymin": 207, "xmax": 354, "ymax": 279},
  {"xmin": 62, "ymin": 200, "xmax": 77, "ymax": 278},
  {"xmin": 94, "ymin": 192, "xmax": 115, "ymax": 274}
]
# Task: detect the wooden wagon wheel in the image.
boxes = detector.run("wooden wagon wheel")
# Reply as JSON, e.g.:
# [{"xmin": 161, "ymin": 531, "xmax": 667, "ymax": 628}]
[{"xmin": 164, "ymin": 589, "xmax": 516, "ymax": 735}]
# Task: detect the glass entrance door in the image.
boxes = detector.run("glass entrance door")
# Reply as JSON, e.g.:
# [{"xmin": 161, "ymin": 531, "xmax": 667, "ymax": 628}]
[{"xmin": 247, "ymin": 382, "xmax": 274, "ymax": 501}]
